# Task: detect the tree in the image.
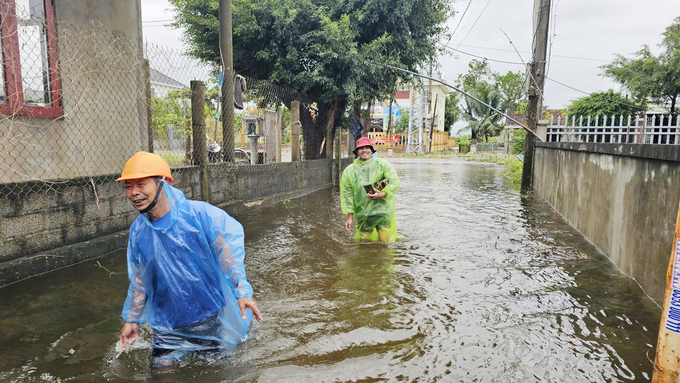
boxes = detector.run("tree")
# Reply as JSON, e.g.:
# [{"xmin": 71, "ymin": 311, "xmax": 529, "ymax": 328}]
[
  {"xmin": 394, "ymin": 109, "xmax": 410, "ymax": 133},
  {"xmin": 444, "ymin": 93, "xmax": 460, "ymax": 132},
  {"xmin": 455, "ymin": 59, "xmax": 524, "ymax": 139},
  {"xmin": 565, "ymin": 90, "xmax": 643, "ymax": 123},
  {"xmin": 602, "ymin": 17, "xmax": 680, "ymax": 114},
  {"xmin": 169, "ymin": 0, "xmax": 451, "ymax": 159},
  {"xmin": 461, "ymin": 82, "xmax": 503, "ymax": 142},
  {"xmin": 493, "ymin": 71, "xmax": 526, "ymax": 112}
]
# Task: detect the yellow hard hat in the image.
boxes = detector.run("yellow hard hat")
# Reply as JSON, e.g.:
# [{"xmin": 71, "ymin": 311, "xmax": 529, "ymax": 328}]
[{"xmin": 116, "ymin": 151, "xmax": 174, "ymax": 182}]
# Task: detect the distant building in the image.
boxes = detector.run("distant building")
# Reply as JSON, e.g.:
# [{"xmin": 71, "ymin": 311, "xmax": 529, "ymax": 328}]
[
  {"xmin": 363, "ymin": 73, "xmax": 451, "ymax": 133},
  {"xmin": 150, "ymin": 68, "xmax": 186, "ymax": 98}
]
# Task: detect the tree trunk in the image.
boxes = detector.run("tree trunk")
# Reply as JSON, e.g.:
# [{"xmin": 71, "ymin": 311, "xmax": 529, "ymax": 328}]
[
  {"xmin": 323, "ymin": 100, "xmax": 341, "ymax": 159},
  {"xmin": 385, "ymin": 98, "xmax": 394, "ymax": 149},
  {"xmin": 671, "ymin": 94, "xmax": 677, "ymax": 116}
]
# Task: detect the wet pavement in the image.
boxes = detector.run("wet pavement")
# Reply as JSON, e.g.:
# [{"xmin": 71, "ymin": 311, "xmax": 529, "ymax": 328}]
[{"xmin": 0, "ymin": 158, "xmax": 662, "ymax": 382}]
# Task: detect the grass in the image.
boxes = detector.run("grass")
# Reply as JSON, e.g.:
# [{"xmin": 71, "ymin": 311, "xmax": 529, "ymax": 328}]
[
  {"xmin": 160, "ymin": 154, "xmax": 186, "ymax": 167},
  {"xmin": 500, "ymin": 158, "xmax": 523, "ymax": 186}
]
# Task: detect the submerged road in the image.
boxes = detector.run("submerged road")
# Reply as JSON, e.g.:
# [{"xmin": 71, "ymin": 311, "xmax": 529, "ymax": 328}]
[{"xmin": 0, "ymin": 158, "xmax": 661, "ymax": 382}]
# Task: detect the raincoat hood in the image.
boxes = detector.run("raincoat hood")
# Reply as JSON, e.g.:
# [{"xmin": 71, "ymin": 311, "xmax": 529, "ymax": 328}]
[
  {"xmin": 133, "ymin": 182, "xmax": 185, "ymax": 231},
  {"xmin": 122, "ymin": 185, "xmax": 254, "ymax": 351},
  {"xmin": 340, "ymin": 158, "xmax": 400, "ymax": 242}
]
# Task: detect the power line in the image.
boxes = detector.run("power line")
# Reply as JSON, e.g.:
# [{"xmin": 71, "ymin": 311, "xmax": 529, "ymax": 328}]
[
  {"xmin": 369, "ymin": 60, "xmax": 543, "ymax": 140},
  {"xmin": 455, "ymin": 0, "xmax": 493, "ymax": 50},
  {"xmin": 438, "ymin": 42, "xmax": 524, "ymax": 65},
  {"xmin": 446, "ymin": 0, "xmax": 474, "ymax": 45},
  {"xmin": 544, "ymin": 76, "xmax": 645, "ymax": 111},
  {"xmin": 450, "ymin": 43, "xmax": 609, "ymax": 63},
  {"xmin": 142, "ymin": 19, "xmax": 174, "ymax": 24}
]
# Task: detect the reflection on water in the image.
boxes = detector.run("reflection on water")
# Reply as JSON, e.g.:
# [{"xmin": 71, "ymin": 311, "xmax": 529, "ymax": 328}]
[{"xmin": 0, "ymin": 158, "xmax": 661, "ymax": 382}]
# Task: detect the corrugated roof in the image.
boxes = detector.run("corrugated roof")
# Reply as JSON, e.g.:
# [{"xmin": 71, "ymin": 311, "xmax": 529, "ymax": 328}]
[{"xmin": 150, "ymin": 68, "xmax": 185, "ymax": 88}]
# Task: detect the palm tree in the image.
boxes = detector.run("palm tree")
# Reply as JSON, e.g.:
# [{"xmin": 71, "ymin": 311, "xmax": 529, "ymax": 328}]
[{"xmin": 462, "ymin": 82, "xmax": 504, "ymax": 142}]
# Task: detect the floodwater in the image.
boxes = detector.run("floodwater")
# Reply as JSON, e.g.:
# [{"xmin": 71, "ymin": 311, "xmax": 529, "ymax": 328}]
[{"xmin": 0, "ymin": 158, "xmax": 662, "ymax": 382}]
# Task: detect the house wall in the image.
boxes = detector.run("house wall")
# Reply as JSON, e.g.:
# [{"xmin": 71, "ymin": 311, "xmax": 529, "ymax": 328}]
[
  {"xmin": 0, "ymin": 0, "xmax": 147, "ymax": 184},
  {"xmin": 0, "ymin": 159, "xmax": 349, "ymax": 286},
  {"xmin": 533, "ymin": 142, "xmax": 680, "ymax": 304}
]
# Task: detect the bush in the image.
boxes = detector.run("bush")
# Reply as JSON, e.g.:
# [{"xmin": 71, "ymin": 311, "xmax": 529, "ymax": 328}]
[
  {"xmin": 510, "ymin": 130, "xmax": 525, "ymax": 155},
  {"xmin": 457, "ymin": 134, "xmax": 471, "ymax": 154},
  {"xmin": 500, "ymin": 158, "xmax": 523, "ymax": 186}
]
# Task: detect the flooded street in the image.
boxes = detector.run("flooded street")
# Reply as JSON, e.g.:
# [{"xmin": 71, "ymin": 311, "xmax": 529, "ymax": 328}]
[{"xmin": 0, "ymin": 158, "xmax": 662, "ymax": 382}]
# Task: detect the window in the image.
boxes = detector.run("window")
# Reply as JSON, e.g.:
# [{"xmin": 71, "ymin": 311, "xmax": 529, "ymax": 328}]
[{"xmin": 0, "ymin": 0, "xmax": 60, "ymax": 117}]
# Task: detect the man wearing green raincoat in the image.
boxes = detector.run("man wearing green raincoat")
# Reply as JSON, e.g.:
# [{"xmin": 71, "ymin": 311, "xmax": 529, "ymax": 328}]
[{"xmin": 341, "ymin": 137, "xmax": 400, "ymax": 242}]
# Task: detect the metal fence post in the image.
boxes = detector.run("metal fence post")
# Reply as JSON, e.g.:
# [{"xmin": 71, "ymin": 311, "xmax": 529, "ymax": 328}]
[
  {"xmin": 191, "ymin": 81, "xmax": 209, "ymax": 202},
  {"xmin": 143, "ymin": 59, "xmax": 153, "ymax": 153}
]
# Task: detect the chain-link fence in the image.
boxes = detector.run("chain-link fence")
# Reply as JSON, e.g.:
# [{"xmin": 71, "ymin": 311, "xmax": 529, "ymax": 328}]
[
  {"xmin": 0, "ymin": 14, "xmax": 147, "ymax": 197},
  {"xmin": 0, "ymin": 6, "xmax": 322, "ymax": 200}
]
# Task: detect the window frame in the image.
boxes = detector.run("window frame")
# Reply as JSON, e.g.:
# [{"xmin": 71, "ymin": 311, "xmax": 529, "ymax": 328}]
[{"xmin": 0, "ymin": 0, "xmax": 61, "ymax": 118}]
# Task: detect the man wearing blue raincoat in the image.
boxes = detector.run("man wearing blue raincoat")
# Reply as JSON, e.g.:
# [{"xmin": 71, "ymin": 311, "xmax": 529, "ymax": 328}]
[{"xmin": 117, "ymin": 152, "xmax": 262, "ymax": 367}]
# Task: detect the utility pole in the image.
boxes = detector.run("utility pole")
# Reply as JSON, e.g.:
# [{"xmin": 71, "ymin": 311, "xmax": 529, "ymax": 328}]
[
  {"xmin": 406, "ymin": 83, "xmax": 415, "ymax": 154},
  {"xmin": 219, "ymin": 0, "xmax": 235, "ymax": 163},
  {"xmin": 418, "ymin": 79, "xmax": 425, "ymax": 154},
  {"xmin": 654, "ymin": 198, "xmax": 680, "ymax": 382},
  {"xmin": 427, "ymin": 64, "xmax": 434, "ymax": 153},
  {"xmin": 521, "ymin": 0, "xmax": 550, "ymax": 191}
]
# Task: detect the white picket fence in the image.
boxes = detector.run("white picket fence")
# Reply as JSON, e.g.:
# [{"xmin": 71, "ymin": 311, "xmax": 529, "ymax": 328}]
[{"xmin": 546, "ymin": 114, "xmax": 680, "ymax": 144}]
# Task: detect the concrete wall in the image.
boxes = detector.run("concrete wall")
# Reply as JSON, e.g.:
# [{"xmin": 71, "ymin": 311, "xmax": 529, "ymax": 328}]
[
  {"xmin": 0, "ymin": 0, "xmax": 147, "ymax": 183},
  {"xmin": 0, "ymin": 159, "xmax": 337, "ymax": 286},
  {"xmin": 533, "ymin": 142, "xmax": 680, "ymax": 304}
]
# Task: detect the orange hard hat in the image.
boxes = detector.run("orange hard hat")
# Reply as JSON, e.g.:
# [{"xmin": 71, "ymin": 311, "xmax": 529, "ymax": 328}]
[{"xmin": 116, "ymin": 151, "xmax": 174, "ymax": 182}]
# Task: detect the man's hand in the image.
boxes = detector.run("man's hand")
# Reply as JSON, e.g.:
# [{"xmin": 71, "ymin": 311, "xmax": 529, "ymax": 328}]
[
  {"xmin": 367, "ymin": 190, "xmax": 387, "ymax": 200},
  {"xmin": 119, "ymin": 322, "xmax": 139, "ymax": 349},
  {"xmin": 238, "ymin": 297, "xmax": 263, "ymax": 322},
  {"xmin": 345, "ymin": 214, "xmax": 353, "ymax": 232}
]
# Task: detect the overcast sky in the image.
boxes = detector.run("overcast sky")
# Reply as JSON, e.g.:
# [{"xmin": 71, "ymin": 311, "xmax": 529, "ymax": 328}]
[{"xmin": 141, "ymin": 0, "xmax": 679, "ymax": 109}]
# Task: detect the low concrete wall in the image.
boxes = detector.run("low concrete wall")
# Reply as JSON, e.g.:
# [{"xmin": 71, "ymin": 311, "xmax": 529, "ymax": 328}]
[
  {"xmin": 0, "ymin": 160, "xmax": 335, "ymax": 286},
  {"xmin": 533, "ymin": 142, "xmax": 680, "ymax": 304}
]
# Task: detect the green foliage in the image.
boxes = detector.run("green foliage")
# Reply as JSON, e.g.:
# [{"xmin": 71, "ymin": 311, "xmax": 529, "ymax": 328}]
[
  {"xmin": 444, "ymin": 93, "xmax": 460, "ymax": 132},
  {"xmin": 169, "ymin": 0, "xmax": 452, "ymax": 158},
  {"xmin": 151, "ymin": 95, "xmax": 189, "ymax": 140},
  {"xmin": 394, "ymin": 109, "xmax": 410, "ymax": 133},
  {"xmin": 565, "ymin": 90, "xmax": 643, "ymax": 122},
  {"xmin": 602, "ymin": 17, "xmax": 680, "ymax": 113},
  {"xmin": 456, "ymin": 59, "xmax": 524, "ymax": 141},
  {"xmin": 493, "ymin": 71, "xmax": 526, "ymax": 112},
  {"xmin": 456, "ymin": 134, "xmax": 471, "ymax": 154},
  {"xmin": 500, "ymin": 158, "xmax": 523, "ymax": 186},
  {"xmin": 461, "ymin": 81, "xmax": 504, "ymax": 142},
  {"xmin": 510, "ymin": 129, "xmax": 525, "ymax": 155}
]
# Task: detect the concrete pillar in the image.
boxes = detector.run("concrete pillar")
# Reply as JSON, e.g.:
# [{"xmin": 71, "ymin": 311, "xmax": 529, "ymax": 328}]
[
  {"xmin": 537, "ymin": 119, "xmax": 549, "ymax": 142},
  {"xmin": 291, "ymin": 101, "xmax": 301, "ymax": 161}
]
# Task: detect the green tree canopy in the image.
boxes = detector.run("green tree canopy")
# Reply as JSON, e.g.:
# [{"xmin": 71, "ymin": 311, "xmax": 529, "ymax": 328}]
[
  {"xmin": 565, "ymin": 90, "xmax": 643, "ymax": 123},
  {"xmin": 602, "ymin": 17, "xmax": 680, "ymax": 114},
  {"xmin": 169, "ymin": 0, "xmax": 451, "ymax": 158},
  {"xmin": 444, "ymin": 93, "xmax": 460, "ymax": 132},
  {"xmin": 461, "ymin": 82, "xmax": 503, "ymax": 142},
  {"xmin": 455, "ymin": 59, "xmax": 525, "ymax": 140},
  {"xmin": 493, "ymin": 70, "xmax": 526, "ymax": 112},
  {"xmin": 394, "ymin": 109, "xmax": 410, "ymax": 133}
]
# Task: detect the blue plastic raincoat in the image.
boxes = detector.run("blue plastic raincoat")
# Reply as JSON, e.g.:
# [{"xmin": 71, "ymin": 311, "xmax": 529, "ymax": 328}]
[
  {"xmin": 121, "ymin": 183, "xmax": 253, "ymax": 351},
  {"xmin": 340, "ymin": 158, "xmax": 400, "ymax": 242}
]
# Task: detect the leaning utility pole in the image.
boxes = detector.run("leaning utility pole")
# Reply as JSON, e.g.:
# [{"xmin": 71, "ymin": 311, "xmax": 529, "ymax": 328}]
[
  {"xmin": 521, "ymin": 0, "xmax": 551, "ymax": 191},
  {"xmin": 406, "ymin": 83, "xmax": 415, "ymax": 154},
  {"xmin": 219, "ymin": 0, "xmax": 235, "ymax": 163},
  {"xmin": 418, "ymin": 79, "xmax": 425, "ymax": 154}
]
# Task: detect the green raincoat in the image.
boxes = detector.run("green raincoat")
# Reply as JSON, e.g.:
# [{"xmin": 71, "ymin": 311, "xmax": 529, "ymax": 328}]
[{"xmin": 341, "ymin": 158, "xmax": 400, "ymax": 242}]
